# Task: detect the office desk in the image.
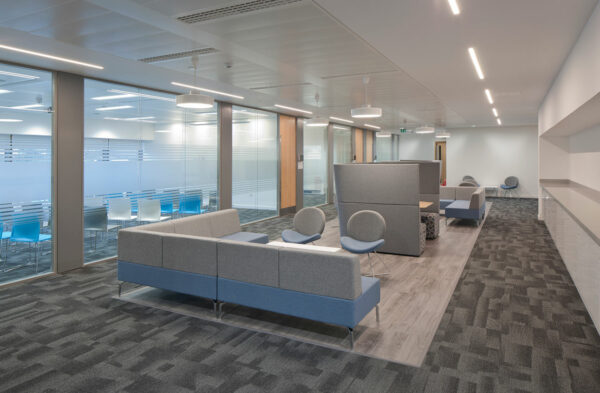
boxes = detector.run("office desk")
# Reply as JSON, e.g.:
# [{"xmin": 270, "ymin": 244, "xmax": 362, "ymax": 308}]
[{"xmin": 419, "ymin": 201, "xmax": 433, "ymax": 209}]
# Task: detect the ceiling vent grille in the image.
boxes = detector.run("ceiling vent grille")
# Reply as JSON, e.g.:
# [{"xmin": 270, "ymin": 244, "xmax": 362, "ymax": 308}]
[
  {"xmin": 139, "ymin": 48, "xmax": 218, "ymax": 64},
  {"xmin": 177, "ymin": 0, "xmax": 303, "ymax": 24}
]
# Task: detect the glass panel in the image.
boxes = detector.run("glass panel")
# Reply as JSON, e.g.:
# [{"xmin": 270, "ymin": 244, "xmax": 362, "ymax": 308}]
[
  {"xmin": 232, "ymin": 106, "xmax": 278, "ymax": 224},
  {"xmin": 83, "ymin": 80, "xmax": 218, "ymax": 263},
  {"xmin": 376, "ymin": 133, "xmax": 392, "ymax": 161},
  {"xmin": 332, "ymin": 125, "xmax": 351, "ymax": 198},
  {"xmin": 0, "ymin": 63, "xmax": 53, "ymax": 284},
  {"xmin": 303, "ymin": 123, "xmax": 328, "ymax": 207}
]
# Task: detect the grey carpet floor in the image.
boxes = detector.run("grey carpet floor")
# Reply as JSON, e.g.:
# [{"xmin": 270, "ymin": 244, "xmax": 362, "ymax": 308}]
[{"xmin": 0, "ymin": 198, "xmax": 598, "ymax": 392}]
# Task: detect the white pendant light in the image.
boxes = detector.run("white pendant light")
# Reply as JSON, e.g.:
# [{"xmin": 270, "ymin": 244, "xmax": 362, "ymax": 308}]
[
  {"xmin": 176, "ymin": 56, "xmax": 214, "ymax": 109},
  {"xmin": 351, "ymin": 77, "xmax": 382, "ymax": 119},
  {"xmin": 435, "ymin": 131, "xmax": 451, "ymax": 138},
  {"xmin": 306, "ymin": 93, "xmax": 329, "ymax": 127},
  {"xmin": 415, "ymin": 126, "xmax": 435, "ymax": 134}
]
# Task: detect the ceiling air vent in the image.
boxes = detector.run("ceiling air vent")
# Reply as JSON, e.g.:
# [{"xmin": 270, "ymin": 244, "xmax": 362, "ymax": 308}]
[
  {"xmin": 139, "ymin": 48, "xmax": 218, "ymax": 64},
  {"xmin": 177, "ymin": 0, "xmax": 303, "ymax": 24}
]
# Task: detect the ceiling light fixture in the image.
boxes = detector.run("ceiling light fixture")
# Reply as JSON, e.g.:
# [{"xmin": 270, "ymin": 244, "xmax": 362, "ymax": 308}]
[
  {"xmin": 364, "ymin": 123, "xmax": 381, "ymax": 130},
  {"xmin": 306, "ymin": 93, "xmax": 329, "ymax": 127},
  {"xmin": 376, "ymin": 132, "xmax": 391, "ymax": 138},
  {"xmin": 415, "ymin": 126, "xmax": 435, "ymax": 134},
  {"xmin": 0, "ymin": 105, "xmax": 48, "ymax": 112},
  {"xmin": 92, "ymin": 93, "xmax": 137, "ymax": 101},
  {"xmin": 497, "ymin": 118, "xmax": 502, "ymax": 125},
  {"xmin": 351, "ymin": 76, "xmax": 382, "ymax": 118},
  {"xmin": 492, "ymin": 107, "xmax": 498, "ymax": 117},
  {"xmin": 329, "ymin": 116, "xmax": 354, "ymax": 124},
  {"xmin": 96, "ymin": 105, "xmax": 133, "ymax": 112},
  {"xmin": 485, "ymin": 89, "xmax": 494, "ymax": 104},
  {"xmin": 0, "ymin": 44, "xmax": 103, "ymax": 70},
  {"xmin": 436, "ymin": 131, "xmax": 451, "ymax": 138},
  {"xmin": 0, "ymin": 89, "xmax": 12, "ymax": 94},
  {"xmin": 333, "ymin": 125, "xmax": 350, "ymax": 130},
  {"xmin": 104, "ymin": 116, "xmax": 156, "ymax": 123},
  {"xmin": 0, "ymin": 118, "xmax": 22, "ymax": 122},
  {"xmin": 468, "ymin": 47, "xmax": 484, "ymax": 80},
  {"xmin": 448, "ymin": 0, "xmax": 460, "ymax": 15},
  {"xmin": 175, "ymin": 56, "xmax": 214, "ymax": 109},
  {"xmin": 0, "ymin": 70, "xmax": 39, "ymax": 80},
  {"xmin": 274, "ymin": 104, "xmax": 312, "ymax": 115},
  {"xmin": 10, "ymin": 104, "xmax": 44, "ymax": 110},
  {"xmin": 171, "ymin": 82, "xmax": 243, "ymax": 100}
]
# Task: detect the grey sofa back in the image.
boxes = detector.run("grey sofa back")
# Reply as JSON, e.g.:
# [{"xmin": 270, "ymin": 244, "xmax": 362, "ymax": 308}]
[
  {"xmin": 118, "ymin": 209, "xmax": 363, "ymax": 300},
  {"xmin": 469, "ymin": 189, "xmax": 486, "ymax": 210},
  {"xmin": 440, "ymin": 186, "xmax": 486, "ymax": 209},
  {"xmin": 335, "ymin": 163, "xmax": 423, "ymax": 256}
]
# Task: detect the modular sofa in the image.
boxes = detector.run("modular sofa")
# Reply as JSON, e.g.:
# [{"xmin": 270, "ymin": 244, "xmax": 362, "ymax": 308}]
[
  {"xmin": 117, "ymin": 209, "xmax": 380, "ymax": 348},
  {"xmin": 441, "ymin": 187, "xmax": 486, "ymax": 225}
]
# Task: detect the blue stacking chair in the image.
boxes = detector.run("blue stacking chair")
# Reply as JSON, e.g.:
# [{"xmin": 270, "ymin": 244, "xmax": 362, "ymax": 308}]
[
  {"xmin": 0, "ymin": 221, "xmax": 11, "ymax": 270},
  {"xmin": 9, "ymin": 218, "xmax": 51, "ymax": 272},
  {"xmin": 179, "ymin": 192, "xmax": 205, "ymax": 215},
  {"xmin": 340, "ymin": 210, "xmax": 389, "ymax": 278}
]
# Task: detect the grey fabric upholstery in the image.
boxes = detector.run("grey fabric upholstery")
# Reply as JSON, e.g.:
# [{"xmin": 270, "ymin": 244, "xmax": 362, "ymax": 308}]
[
  {"xmin": 208, "ymin": 209, "xmax": 241, "ymax": 237},
  {"xmin": 217, "ymin": 240, "xmax": 279, "ymax": 287},
  {"xmin": 162, "ymin": 234, "xmax": 217, "ymax": 275},
  {"xmin": 347, "ymin": 210, "xmax": 386, "ymax": 242},
  {"xmin": 279, "ymin": 248, "xmax": 361, "ymax": 300},
  {"xmin": 117, "ymin": 228, "xmax": 163, "ymax": 267},
  {"xmin": 293, "ymin": 207, "xmax": 326, "ymax": 236},
  {"xmin": 459, "ymin": 181, "xmax": 478, "ymax": 187},
  {"xmin": 137, "ymin": 221, "xmax": 175, "ymax": 233},
  {"xmin": 463, "ymin": 175, "xmax": 475, "ymax": 182},
  {"xmin": 455, "ymin": 187, "xmax": 479, "ymax": 201},
  {"xmin": 173, "ymin": 214, "xmax": 213, "ymax": 237},
  {"xmin": 505, "ymin": 176, "xmax": 519, "ymax": 187},
  {"xmin": 420, "ymin": 212, "xmax": 440, "ymax": 239},
  {"xmin": 469, "ymin": 189, "xmax": 486, "ymax": 210},
  {"xmin": 440, "ymin": 187, "xmax": 456, "ymax": 200}
]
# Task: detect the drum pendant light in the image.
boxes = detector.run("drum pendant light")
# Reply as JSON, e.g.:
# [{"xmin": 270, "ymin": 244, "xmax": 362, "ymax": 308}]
[
  {"xmin": 351, "ymin": 76, "xmax": 382, "ymax": 118},
  {"xmin": 306, "ymin": 93, "xmax": 329, "ymax": 127},
  {"xmin": 176, "ymin": 56, "xmax": 214, "ymax": 109}
]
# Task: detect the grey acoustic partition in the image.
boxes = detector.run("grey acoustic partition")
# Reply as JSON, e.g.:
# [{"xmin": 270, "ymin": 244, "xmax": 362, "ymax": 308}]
[{"xmin": 334, "ymin": 163, "xmax": 423, "ymax": 256}]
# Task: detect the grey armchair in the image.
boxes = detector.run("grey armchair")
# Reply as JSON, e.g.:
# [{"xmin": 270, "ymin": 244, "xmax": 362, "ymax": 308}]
[{"xmin": 281, "ymin": 207, "xmax": 326, "ymax": 244}]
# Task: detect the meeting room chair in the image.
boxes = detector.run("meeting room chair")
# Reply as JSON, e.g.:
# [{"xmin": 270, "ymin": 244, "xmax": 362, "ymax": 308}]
[
  {"xmin": 281, "ymin": 207, "xmax": 326, "ymax": 244},
  {"xmin": 107, "ymin": 198, "xmax": 136, "ymax": 224},
  {"xmin": 501, "ymin": 176, "xmax": 519, "ymax": 197},
  {"xmin": 340, "ymin": 210, "xmax": 389, "ymax": 277},
  {"xmin": 9, "ymin": 218, "xmax": 51, "ymax": 272},
  {"xmin": 0, "ymin": 221, "xmax": 11, "ymax": 271},
  {"xmin": 179, "ymin": 192, "xmax": 205, "ymax": 216},
  {"xmin": 138, "ymin": 199, "xmax": 168, "ymax": 222},
  {"xmin": 84, "ymin": 205, "xmax": 120, "ymax": 250}
]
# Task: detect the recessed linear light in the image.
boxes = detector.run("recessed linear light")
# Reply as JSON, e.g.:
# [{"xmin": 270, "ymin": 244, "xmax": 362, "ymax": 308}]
[
  {"xmin": 329, "ymin": 116, "xmax": 354, "ymax": 124},
  {"xmin": 492, "ymin": 108, "xmax": 498, "ymax": 117},
  {"xmin": 108, "ymin": 89, "xmax": 175, "ymax": 103},
  {"xmin": 154, "ymin": 129, "xmax": 171, "ymax": 133},
  {"xmin": 171, "ymin": 82, "xmax": 244, "ymax": 100},
  {"xmin": 0, "ymin": 118, "xmax": 22, "ymax": 122},
  {"xmin": 448, "ymin": 0, "xmax": 460, "ymax": 15},
  {"xmin": 0, "ymin": 70, "xmax": 39, "ymax": 80},
  {"xmin": 0, "ymin": 44, "xmax": 103, "ymax": 70},
  {"xmin": 0, "ymin": 89, "xmax": 12, "ymax": 94},
  {"xmin": 415, "ymin": 126, "xmax": 435, "ymax": 134},
  {"xmin": 96, "ymin": 105, "xmax": 133, "ymax": 112},
  {"xmin": 274, "ymin": 104, "xmax": 312, "ymax": 115},
  {"xmin": 10, "ymin": 104, "xmax": 44, "ymax": 110},
  {"xmin": 485, "ymin": 89, "xmax": 494, "ymax": 104},
  {"xmin": 104, "ymin": 116, "xmax": 156, "ymax": 123},
  {"xmin": 0, "ymin": 105, "xmax": 48, "ymax": 113},
  {"xmin": 468, "ymin": 47, "xmax": 484, "ymax": 80},
  {"xmin": 497, "ymin": 118, "xmax": 502, "ymax": 125},
  {"xmin": 364, "ymin": 123, "xmax": 381, "ymax": 130},
  {"xmin": 333, "ymin": 125, "xmax": 350, "ymax": 130},
  {"xmin": 92, "ymin": 94, "xmax": 137, "ymax": 101}
]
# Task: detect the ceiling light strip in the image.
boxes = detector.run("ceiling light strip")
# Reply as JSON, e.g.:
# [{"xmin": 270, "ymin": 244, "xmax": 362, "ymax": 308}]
[
  {"xmin": 492, "ymin": 108, "xmax": 498, "ymax": 117},
  {"xmin": 108, "ymin": 89, "xmax": 175, "ymax": 103},
  {"xmin": 171, "ymin": 82, "xmax": 244, "ymax": 100},
  {"xmin": 448, "ymin": 0, "xmax": 460, "ymax": 15},
  {"xmin": 274, "ymin": 104, "xmax": 312, "ymax": 115},
  {"xmin": 485, "ymin": 89, "xmax": 494, "ymax": 104},
  {"xmin": 96, "ymin": 105, "xmax": 133, "ymax": 111},
  {"xmin": 0, "ymin": 70, "xmax": 38, "ymax": 80},
  {"xmin": 0, "ymin": 44, "xmax": 103, "ymax": 70},
  {"xmin": 468, "ymin": 47, "xmax": 484, "ymax": 80},
  {"xmin": 329, "ymin": 116, "xmax": 354, "ymax": 124},
  {"xmin": 364, "ymin": 123, "xmax": 381, "ymax": 130}
]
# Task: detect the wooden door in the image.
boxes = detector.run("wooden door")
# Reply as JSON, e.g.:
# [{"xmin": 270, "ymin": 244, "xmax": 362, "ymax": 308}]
[
  {"xmin": 365, "ymin": 131, "xmax": 374, "ymax": 162},
  {"xmin": 354, "ymin": 129, "xmax": 364, "ymax": 162},
  {"xmin": 435, "ymin": 141, "xmax": 447, "ymax": 185},
  {"xmin": 280, "ymin": 115, "xmax": 296, "ymax": 209}
]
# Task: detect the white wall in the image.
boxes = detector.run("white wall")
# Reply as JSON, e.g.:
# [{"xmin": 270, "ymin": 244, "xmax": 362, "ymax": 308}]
[
  {"xmin": 569, "ymin": 124, "xmax": 600, "ymax": 192},
  {"xmin": 398, "ymin": 126, "xmax": 539, "ymax": 198}
]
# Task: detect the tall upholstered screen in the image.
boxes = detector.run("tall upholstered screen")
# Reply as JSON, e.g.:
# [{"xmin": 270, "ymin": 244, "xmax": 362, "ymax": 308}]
[{"xmin": 334, "ymin": 163, "xmax": 423, "ymax": 256}]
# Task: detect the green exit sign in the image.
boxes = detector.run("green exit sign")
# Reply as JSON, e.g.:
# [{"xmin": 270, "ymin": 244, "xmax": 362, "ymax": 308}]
[{"xmin": 400, "ymin": 128, "xmax": 407, "ymax": 133}]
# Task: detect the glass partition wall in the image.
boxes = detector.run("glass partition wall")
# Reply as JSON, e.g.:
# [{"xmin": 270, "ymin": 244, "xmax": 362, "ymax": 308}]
[
  {"xmin": 303, "ymin": 123, "xmax": 328, "ymax": 207},
  {"xmin": 232, "ymin": 106, "xmax": 278, "ymax": 224},
  {"xmin": 332, "ymin": 125, "xmax": 351, "ymax": 198},
  {"xmin": 83, "ymin": 80, "xmax": 219, "ymax": 263},
  {"xmin": 0, "ymin": 63, "xmax": 53, "ymax": 285},
  {"xmin": 376, "ymin": 133, "xmax": 392, "ymax": 161}
]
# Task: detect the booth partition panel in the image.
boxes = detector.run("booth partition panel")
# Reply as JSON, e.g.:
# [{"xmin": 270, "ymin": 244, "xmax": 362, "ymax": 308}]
[
  {"xmin": 83, "ymin": 79, "xmax": 219, "ymax": 263},
  {"xmin": 0, "ymin": 63, "xmax": 54, "ymax": 284},
  {"xmin": 231, "ymin": 106, "xmax": 278, "ymax": 224},
  {"xmin": 303, "ymin": 123, "xmax": 328, "ymax": 207}
]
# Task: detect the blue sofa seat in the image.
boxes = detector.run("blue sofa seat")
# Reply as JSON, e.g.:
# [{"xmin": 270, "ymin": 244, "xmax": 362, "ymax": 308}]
[
  {"xmin": 220, "ymin": 231, "xmax": 269, "ymax": 244},
  {"xmin": 218, "ymin": 276, "xmax": 380, "ymax": 329},
  {"xmin": 440, "ymin": 199, "xmax": 454, "ymax": 209}
]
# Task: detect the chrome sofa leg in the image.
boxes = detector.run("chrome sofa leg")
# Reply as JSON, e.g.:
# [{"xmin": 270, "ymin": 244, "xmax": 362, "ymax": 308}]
[
  {"xmin": 218, "ymin": 302, "xmax": 223, "ymax": 319},
  {"xmin": 118, "ymin": 282, "xmax": 122, "ymax": 297},
  {"xmin": 376, "ymin": 304, "xmax": 380, "ymax": 323},
  {"xmin": 348, "ymin": 327, "xmax": 354, "ymax": 350}
]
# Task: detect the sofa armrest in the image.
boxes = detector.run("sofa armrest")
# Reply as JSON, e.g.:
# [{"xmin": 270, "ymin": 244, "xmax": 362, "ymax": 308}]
[
  {"xmin": 117, "ymin": 228, "xmax": 163, "ymax": 267},
  {"xmin": 469, "ymin": 189, "xmax": 486, "ymax": 210},
  {"xmin": 162, "ymin": 233, "xmax": 217, "ymax": 275}
]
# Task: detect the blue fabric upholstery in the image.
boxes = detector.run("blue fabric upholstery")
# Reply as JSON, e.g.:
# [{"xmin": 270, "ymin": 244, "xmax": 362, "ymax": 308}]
[
  {"xmin": 440, "ymin": 199, "xmax": 454, "ymax": 209},
  {"xmin": 218, "ymin": 276, "xmax": 380, "ymax": 328},
  {"xmin": 500, "ymin": 184, "xmax": 518, "ymax": 190},
  {"xmin": 340, "ymin": 237, "xmax": 384, "ymax": 254},
  {"xmin": 219, "ymin": 232, "xmax": 269, "ymax": 244},
  {"xmin": 281, "ymin": 229, "xmax": 321, "ymax": 244},
  {"xmin": 445, "ymin": 200, "xmax": 486, "ymax": 221},
  {"xmin": 118, "ymin": 260, "xmax": 217, "ymax": 299}
]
